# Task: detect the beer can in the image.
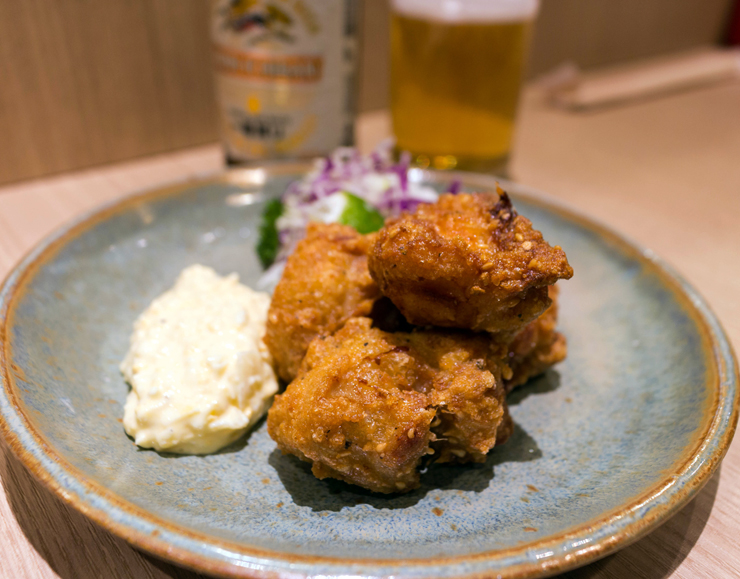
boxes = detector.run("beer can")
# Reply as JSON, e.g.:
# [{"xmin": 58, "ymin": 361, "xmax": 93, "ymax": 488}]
[{"xmin": 211, "ymin": 0, "xmax": 359, "ymax": 163}]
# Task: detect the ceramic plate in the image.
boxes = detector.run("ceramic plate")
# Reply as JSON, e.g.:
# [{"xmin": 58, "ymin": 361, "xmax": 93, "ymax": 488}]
[{"xmin": 0, "ymin": 165, "xmax": 737, "ymax": 579}]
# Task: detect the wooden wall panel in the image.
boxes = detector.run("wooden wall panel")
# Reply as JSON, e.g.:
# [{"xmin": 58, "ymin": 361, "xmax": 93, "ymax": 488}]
[
  {"xmin": 0, "ymin": 0, "xmax": 734, "ymax": 185},
  {"xmin": 358, "ymin": 0, "xmax": 391, "ymax": 114},
  {"xmin": 0, "ymin": 0, "xmax": 217, "ymax": 185},
  {"xmin": 530, "ymin": 0, "xmax": 736, "ymax": 76}
]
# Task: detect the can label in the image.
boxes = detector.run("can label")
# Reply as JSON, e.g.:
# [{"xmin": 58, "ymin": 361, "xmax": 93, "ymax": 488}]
[{"xmin": 211, "ymin": 0, "xmax": 356, "ymax": 161}]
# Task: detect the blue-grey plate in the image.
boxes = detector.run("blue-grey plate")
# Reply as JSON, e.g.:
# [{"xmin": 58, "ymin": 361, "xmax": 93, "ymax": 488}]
[{"xmin": 0, "ymin": 165, "xmax": 737, "ymax": 579}]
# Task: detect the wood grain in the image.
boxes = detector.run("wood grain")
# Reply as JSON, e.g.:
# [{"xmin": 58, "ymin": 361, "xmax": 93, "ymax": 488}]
[
  {"xmin": 1, "ymin": 86, "xmax": 740, "ymax": 577},
  {"xmin": 0, "ymin": 0, "xmax": 734, "ymax": 184},
  {"xmin": 529, "ymin": 0, "xmax": 735, "ymax": 76},
  {"xmin": 0, "ymin": 0, "xmax": 218, "ymax": 186}
]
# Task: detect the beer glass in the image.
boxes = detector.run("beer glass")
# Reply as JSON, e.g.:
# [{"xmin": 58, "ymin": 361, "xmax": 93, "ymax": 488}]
[{"xmin": 390, "ymin": 0, "xmax": 539, "ymax": 174}]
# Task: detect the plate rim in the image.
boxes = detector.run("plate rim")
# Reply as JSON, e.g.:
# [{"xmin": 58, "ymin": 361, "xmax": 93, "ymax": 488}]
[{"xmin": 0, "ymin": 166, "xmax": 737, "ymax": 579}]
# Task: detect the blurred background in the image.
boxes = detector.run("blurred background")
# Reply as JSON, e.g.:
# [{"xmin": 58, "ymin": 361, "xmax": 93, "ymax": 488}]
[{"xmin": 0, "ymin": 0, "xmax": 737, "ymax": 185}]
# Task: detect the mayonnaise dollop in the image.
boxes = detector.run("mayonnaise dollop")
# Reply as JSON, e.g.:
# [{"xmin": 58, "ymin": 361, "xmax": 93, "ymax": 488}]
[{"xmin": 121, "ymin": 264, "xmax": 278, "ymax": 454}]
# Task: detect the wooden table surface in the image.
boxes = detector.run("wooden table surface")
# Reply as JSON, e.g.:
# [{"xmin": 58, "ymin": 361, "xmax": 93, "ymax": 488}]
[{"xmin": 1, "ymin": 81, "xmax": 740, "ymax": 578}]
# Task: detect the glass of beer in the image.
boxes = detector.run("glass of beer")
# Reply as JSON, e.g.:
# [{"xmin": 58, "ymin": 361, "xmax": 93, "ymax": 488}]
[{"xmin": 390, "ymin": 0, "xmax": 539, "ymax": 174}]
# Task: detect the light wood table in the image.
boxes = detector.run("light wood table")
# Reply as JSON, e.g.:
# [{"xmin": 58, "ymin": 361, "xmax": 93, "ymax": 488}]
[{"xmin": 2, "ymin": 81, "xmax": 740, "ymax": 578}]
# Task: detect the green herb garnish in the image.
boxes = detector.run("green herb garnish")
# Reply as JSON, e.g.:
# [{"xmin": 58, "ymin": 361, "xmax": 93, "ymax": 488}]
[{"xmin": 256, "ymin": 198, "xmax": 284, "ymax": 268}]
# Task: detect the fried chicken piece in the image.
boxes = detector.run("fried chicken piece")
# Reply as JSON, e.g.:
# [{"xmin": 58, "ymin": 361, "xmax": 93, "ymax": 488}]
[
  {"xmin": 404, "ymin": 330, "xmax": 513, "ymax": 464},
  {"xmin": 369, "ymin": 289, "xmax": 567, "ymax": 399},
  {"xmin": 264, "ymin": 223, "xmax": 381, "ymax": 382},
  {"xmin": 368, "ymin": 190, "xmax": 573, "ymax": 334},
  {"xmin": 503, "ymin": 285, "xmax": 567, "ymax": 392},
  {"xmin": 267, "ymin": 318, "xmax": 436, "ymax": 493},
  {"xmin": 267, "ymin": 318, "xmax": 512, "ymax": 493}
]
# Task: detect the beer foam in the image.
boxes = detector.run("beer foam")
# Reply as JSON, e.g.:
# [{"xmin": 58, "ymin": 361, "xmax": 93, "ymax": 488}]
[{"xmin": 392, "ymin": 0, "xmax": 538, "ymax": 23}]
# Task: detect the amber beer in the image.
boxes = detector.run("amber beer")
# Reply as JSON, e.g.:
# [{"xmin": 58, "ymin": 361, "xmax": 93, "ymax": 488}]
[{"xmin": 390, "ymin": 0, "xmax": 538, "ymax": 173}]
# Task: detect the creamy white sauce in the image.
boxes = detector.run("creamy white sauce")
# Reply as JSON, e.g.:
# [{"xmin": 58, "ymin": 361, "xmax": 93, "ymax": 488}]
[{"xmin": 121, "ymin": 264, "xmax": 277, "ymax": 454}]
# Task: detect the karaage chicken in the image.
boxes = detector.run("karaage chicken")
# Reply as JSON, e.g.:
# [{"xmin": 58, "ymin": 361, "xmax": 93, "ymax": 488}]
[
  {"xmin": 267, "ymin": 318, "xmax": 437, "ymax": 493},
  {"xmin": 503, "ymin": 285, "xmax": 567, "ymax": 392},
  {"xmin": 368, "ymin": 190, "xmax": 573, "ymax": 334},
  {"xmin": 266, "ymin": 188, "xmax": 573, "ymax": 494},
  {"xmin": 405, "ymin": 329, "xmax": 513, "ymax": 464},
  {"xmin": 264, "ymin": 223, "xmax": 381, "ymax": 382},
  {"xmin": 267, "ymin": 317, "xmax": 513, "ymax": 493}
]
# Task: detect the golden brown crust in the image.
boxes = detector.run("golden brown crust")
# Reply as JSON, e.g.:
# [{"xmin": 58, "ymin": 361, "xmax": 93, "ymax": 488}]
[
  {"xmin": 267, "ymin": 318, "xmax": 512, "ymax": 493},
  {"xmin": 400, "ymin": 330, "xmax": 509, "ymax": 464},
  {"xmin": 266, "ymin": 191, "xmax": 573, "ymax": 493},
  {"xmin": 503, "ymin": 285, "xmax": 568, "ymax": 392},
  {"xmin": 368, "ymin": 191, "xmax": 573, "ymax": 334},
  {"xmin": 264, "ymin": 223, "xmax": 381, "ymax": 382},
  {"xmin": 267, "ymin": 318, "xmax": 436, "ymax": 494}
]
